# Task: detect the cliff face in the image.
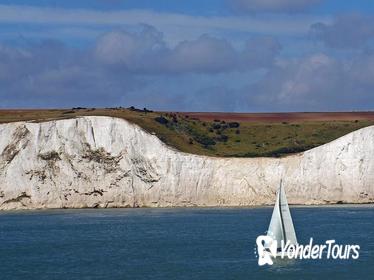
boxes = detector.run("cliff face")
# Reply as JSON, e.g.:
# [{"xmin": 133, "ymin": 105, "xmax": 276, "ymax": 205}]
[{"xmin": 0, "ymin": 116, "xmax": 373, "ymax": 210}]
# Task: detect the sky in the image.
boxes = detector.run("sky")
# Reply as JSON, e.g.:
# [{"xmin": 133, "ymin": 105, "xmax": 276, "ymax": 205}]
[{"xmin": 1, "ymin": 0, "xmax": 374, "ymax": 112}]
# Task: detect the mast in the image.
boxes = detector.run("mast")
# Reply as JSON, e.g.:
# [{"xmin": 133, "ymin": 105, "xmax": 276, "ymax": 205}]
[{"xmin": 278, "ymin": 180, "xmax": 287, "ymax": 244}]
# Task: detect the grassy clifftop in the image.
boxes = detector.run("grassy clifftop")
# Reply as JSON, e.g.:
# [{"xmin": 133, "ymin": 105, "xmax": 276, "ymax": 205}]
[{"xmin": 1, "ymin": 108, "xmax": 374, "ymax": 157}]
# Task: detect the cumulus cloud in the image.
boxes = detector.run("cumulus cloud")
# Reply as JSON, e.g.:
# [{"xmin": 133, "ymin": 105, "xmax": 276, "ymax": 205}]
[
  {"xmin": 241, "ymin": 36, "xmax": 282, "ymax": 68},
  {"xmin": 0, "ymin": 25, "xmax": 281, "ymax": 108},
  {"xmin": 229, "ymin": 0, "xmax": 322, "ymax": 14},
  {"xmin": 95, "ymin": 25, "xmax": 281, "ymax": 74},
  {"xmin": 348, "ymin": 51, "xmax": 374, "ymax": 92},
  {"xmin": 2, "ymin": 28, "xmax": 374, "ymax": 111},
  {"xmin": 310, "ymin": 14, "xmax": 374, "ymax": 49},
  {"xmin": 0, "ymin": 39, "xmax": 143, "ymax": 108},
  {"xmin": 249, "ymin": 54, "xmax": 342, "ymax": 109},
  {"xmin": 165, "ymin": 35, "xmax": 238, "ymax": 73},
  {"xmin": 239, "ymin": 51, "xmax": 374, "ymax": 111},
  {"xmin": 2, "ymin": 21, "xmax": 374, "ymax": 112},
  {"xmin": 95, "ymin": 25, "xmax": 167, "ymax": 73}
]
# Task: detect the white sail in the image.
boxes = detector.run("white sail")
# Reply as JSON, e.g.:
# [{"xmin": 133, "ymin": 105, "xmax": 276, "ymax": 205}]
[
  {"xmin": 267, "ymin": 187, "xmax": 284, "ymax": 248},
  {"xmin": 267, "ymin": 180, "xmax": 297, "ymax": 248},
  {"xmin": 279, "ymin": 181, "xmax": 298, "ymax": 245}
]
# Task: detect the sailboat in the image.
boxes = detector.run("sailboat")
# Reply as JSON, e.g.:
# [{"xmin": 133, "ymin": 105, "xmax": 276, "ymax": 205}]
[{"xmin": 266, "ymin": 180, "xmax": 297, "ymax": 257}]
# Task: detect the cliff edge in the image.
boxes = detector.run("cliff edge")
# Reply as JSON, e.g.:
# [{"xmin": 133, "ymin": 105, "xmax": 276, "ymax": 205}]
[{"xmin": 0, "ymin": 116, "xmax": 373, "ymax": 210}]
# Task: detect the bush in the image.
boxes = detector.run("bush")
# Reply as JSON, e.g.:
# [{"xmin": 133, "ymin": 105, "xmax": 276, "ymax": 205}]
[
  {"xmin": 235, "ymin": 129, "xmax": 240, "ymax": 134},
  {"xmin": 215, "ymin": 135, "xmax": 229, "ymax": 142},
  {"xmin": 228, "ymin": 122, "xmax": 240, "ymax": 128},
  {"xmin": 128, "ymin": 106, "xmax": 146, "ymax": 112},
  {"xmin": 212, "ymin": 124, "xmax": 221, "ymax": 129},
  {"xmin": 261, "ymin": 145, "xmax": 315, "ymax": 157},
  {"xmin": 143, "ymin": 107, "xmax": 153, "ymax": 113},
  {"xmin": 154, "ymin": 116, "xmax": 169, "ymax": 125},
  {"xmin": 193, "ymin": 135, "xmax": 216, "ymax": 146}
]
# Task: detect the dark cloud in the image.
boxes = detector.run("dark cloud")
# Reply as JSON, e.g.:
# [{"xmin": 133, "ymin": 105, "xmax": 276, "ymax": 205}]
[
  {"xmin": 228, "ymin": 0, "xmax": 322, "ymax": 14},
  {"xmin": 310, "ymin": 14, "xmax": 374, "ymax": 49}
]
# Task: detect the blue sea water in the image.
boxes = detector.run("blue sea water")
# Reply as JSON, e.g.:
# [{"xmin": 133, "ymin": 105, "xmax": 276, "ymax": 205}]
[{"xmin": 0, "ymin": 206, "xmax": 373, "ymax": 280}]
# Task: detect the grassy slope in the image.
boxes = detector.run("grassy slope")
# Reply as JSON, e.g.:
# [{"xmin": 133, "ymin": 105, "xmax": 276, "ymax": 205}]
[{"xmin": 1, "ymin": 108, "xmax": 374, "ymax": 157}]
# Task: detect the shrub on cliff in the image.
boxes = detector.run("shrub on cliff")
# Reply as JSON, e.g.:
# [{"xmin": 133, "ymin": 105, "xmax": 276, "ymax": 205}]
[
  {"xmin": 212, "ymin": 124, "xmax": 221, "ymax": 130},
  {"xmin": 215, "ymin": 135, "xmax": 229, "ymax": 142},
  {"xmin": 228, "ymin": 122, "xmax": 240, "ymax": 128},
  {"xmin": 154, "ymin": 116, "xmax": 169, "ymax": 125},
  {"xmin": 193, "ymin": 134, "xmax": 216, "ymax": 147}
]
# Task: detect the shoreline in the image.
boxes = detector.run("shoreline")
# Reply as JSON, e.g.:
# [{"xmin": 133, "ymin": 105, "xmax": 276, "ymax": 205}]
[{"xmin": 1, "ymin": 203, "xmax": 373, "ymax": 213}]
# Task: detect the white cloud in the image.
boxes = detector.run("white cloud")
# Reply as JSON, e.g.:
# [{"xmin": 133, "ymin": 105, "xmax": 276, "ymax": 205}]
[
  {"xmin": 94, "ymin": 26, "xmax": 281, "ymax": 74},
  {"xmin": 2, "ymin": 32, "xmax": 374, "ymax": 111},
  {"xmin": 95, "ymin": 25, "xmax": 166, "ymax": 66},
  {"xmin": 0, "ymin": 25, "xmax": 281, "ymax": 109},
  {"xmin": 240, "ymin": 51, "xmax": 374, "ymax": 111},
  {"xmin": 165, "ymin": 35, "xmax": 238, "ymax": 73},
  {"xmin": 310, "ymin": 13, "xmax": 374, "ymax": 49},
  {"xmin": 1, "ymin": 4, "xmax": 372, "ymax": 112}
]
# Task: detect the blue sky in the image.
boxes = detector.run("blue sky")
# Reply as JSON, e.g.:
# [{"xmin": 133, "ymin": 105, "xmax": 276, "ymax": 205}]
[
  {"xmin": 1, "ymin": 0, "xmax": 374, "ymax": 111},
  {"xmin": 4, "ymin": 0, "xmax": 374, "ymax": 14}
]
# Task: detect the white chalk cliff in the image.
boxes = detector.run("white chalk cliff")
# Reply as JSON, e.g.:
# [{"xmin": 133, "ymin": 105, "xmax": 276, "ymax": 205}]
[{"xmin": 0, "ymin": 116, "xmax": 373, "ymax": 210}]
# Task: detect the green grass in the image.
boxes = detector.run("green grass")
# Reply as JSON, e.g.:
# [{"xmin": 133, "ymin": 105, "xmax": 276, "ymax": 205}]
[{"xmin": 1, "ymin": 108, "xmax": 374, "ymax": 158}]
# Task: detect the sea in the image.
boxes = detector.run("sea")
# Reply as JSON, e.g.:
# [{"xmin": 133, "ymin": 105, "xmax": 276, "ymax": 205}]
[{"xmin": 0, "ymin": 206, "xmax": 373, "ymax": 280}]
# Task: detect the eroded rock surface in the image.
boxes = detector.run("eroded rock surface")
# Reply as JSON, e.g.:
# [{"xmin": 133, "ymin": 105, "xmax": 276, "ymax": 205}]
[{"xmin": 0, "ymin": 116, "xmax": 373, "ymax": 210}]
